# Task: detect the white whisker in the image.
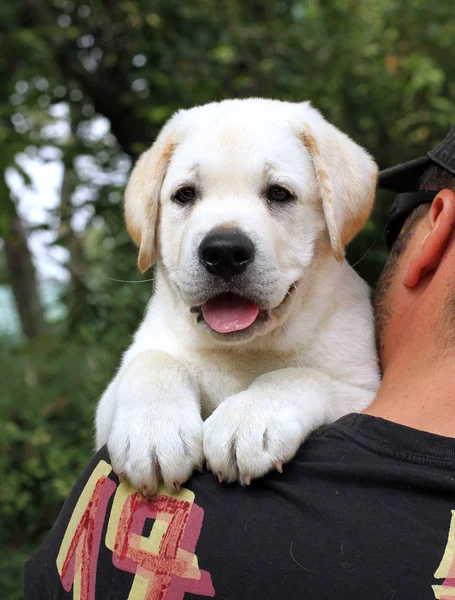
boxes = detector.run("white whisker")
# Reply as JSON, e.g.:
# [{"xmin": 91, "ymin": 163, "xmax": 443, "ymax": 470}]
[
  {"xmin": 350, "ymin": 242, "xmax": 375, "ymax": 269},
  {"xmin": 106, "ymin": 276, "xmax": 155, "ymax": 284}
]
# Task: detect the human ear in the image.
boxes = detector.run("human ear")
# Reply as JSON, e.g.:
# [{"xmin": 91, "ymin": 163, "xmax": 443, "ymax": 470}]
[{"xmin": 404, "ymin": 190, "xmax": 455, "ymax": 288}]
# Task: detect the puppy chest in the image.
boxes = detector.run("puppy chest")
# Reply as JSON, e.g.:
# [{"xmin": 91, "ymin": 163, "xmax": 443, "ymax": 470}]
[
  {"xmin": 186, "ymin": 353, "xmax": 300, "ymax": 418},
  {"xmin": 191, "ymin": 364, "xmax": 249, "ymax": 418}
]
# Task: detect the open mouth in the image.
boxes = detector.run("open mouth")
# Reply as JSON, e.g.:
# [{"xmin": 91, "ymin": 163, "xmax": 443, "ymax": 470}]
[
  {"xmin": 191, "ymin": 292, "xmax": 261, "ymax": 333},
  {"xmin": 190, "ymin": 286, "xmax": 295, "ymax": 334}
]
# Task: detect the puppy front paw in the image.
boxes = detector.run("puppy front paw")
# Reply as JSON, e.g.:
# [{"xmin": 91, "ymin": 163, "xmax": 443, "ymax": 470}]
[
  {"xmin": 108, "ymin": 402, "xmax": 204, "ymax": 497},
  {"xmin": 203, "ymin": 390, "xmax": 307, "ymax": 484}
]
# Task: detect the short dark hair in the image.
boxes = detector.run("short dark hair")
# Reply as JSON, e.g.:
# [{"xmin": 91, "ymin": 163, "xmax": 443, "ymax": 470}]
[
  {"xmin": 420, "ymin": 163, "xmax": 455, "ymax": 192},
  {"xmin": 388, "ymin": 164, "xmax": 455, "ymax": 259}
]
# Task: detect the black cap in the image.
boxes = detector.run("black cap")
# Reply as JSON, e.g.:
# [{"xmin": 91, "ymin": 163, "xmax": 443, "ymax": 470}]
[
  {"xmin": 379, "ymin": 126, "xmax": 455, "ymax": 192},
  {"xmin": 379, "ymin": 125, "xmax": 455, "ymax": 250}
]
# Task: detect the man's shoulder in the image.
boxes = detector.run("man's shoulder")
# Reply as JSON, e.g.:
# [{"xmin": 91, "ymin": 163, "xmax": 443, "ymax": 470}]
[{"xmin": 25, "ymin": 415, "xmax": 455, "ymax": 599}]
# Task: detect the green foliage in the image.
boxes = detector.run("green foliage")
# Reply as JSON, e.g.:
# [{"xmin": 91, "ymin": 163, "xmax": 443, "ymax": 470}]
[
  {"xmin": 1, "ymin": 0, "xmax": 455, "ymax": 596},
  {"xmin": 0, "ymin": 336, "xmax": 120, "ymax": 597}
]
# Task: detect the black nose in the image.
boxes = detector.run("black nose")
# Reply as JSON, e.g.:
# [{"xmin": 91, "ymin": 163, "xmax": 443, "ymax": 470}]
[{"xmin": 199, "ymin": 230, "xmax": 255, "ymax": 280}]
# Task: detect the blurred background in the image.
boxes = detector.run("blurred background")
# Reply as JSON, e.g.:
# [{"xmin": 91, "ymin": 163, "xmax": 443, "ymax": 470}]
[{"xmin": 1, "ymin": 0, "xmax": 454, "ymax": 596}]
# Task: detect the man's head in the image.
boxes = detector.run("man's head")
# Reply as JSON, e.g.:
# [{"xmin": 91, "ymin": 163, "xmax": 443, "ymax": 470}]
[{"xmin": 374, "ymin": 134, "xmax": 455, "ymax": 373}]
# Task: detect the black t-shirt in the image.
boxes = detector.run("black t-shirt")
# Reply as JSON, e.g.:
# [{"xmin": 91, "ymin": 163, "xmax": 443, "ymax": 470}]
[{"xmin": 24, "ymin": 414, "xmax": 455, "ymax": 599}]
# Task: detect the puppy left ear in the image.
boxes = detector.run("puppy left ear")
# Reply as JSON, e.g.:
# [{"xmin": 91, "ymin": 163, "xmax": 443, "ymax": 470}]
[
  {"xmin": 299, "ymin": 106, "xmax": 378, "ymax": 262},
  {"xmin": 124, "ymin": 130, "xmax": 178, "ymax": 273}
]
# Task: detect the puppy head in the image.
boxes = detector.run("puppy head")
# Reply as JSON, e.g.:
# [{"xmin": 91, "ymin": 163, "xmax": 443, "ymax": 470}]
[{"xmin": 124, "ymin": 99, "xmax": 377, "ymax": 342}]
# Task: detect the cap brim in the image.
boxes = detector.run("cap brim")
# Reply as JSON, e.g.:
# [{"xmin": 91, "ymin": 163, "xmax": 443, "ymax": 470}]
[{"xmin": 378, "ymin": 155, "xmax": 432, "ymax": 192}]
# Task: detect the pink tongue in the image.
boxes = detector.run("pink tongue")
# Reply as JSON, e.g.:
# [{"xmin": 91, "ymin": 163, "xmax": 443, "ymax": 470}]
[{"xmin": 201, "ymin": 294, "xmax": 260, "ymax": 333}]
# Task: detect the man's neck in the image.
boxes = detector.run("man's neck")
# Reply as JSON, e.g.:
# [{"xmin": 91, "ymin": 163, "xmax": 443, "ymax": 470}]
[{"xmin": 364, "ymin": 356, "xmax": 455, "ymax": 438}]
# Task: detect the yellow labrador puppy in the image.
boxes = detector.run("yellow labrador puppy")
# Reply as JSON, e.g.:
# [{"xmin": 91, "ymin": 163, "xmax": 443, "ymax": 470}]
[{"xmin": 96, "ymin": 99, "xmax": 380, "ymax": 495}]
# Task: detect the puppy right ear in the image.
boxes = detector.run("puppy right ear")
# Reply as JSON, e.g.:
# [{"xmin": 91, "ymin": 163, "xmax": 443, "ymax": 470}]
[
  {"xmin": 298, "ymin": 104, "xmax": 378, "ymax": 262},
  {"xmin": 124, "ymin": 131, "xmax": 178, "ymax": 272}
]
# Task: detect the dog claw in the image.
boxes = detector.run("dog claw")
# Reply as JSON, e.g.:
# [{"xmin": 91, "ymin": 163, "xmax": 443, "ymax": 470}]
[
  {"xmin": 173, "ymin": 481, "xmax": 181, "ymax": 492},
  {"xmin": 206, "ymin": 460, "xmax": 211, "ymax": 472},
  {"xmin": 243, "ymin": 474, "xmax": 252, "ymax": 486},
  {"xmin": 217, "ymin": 472, "xmax": 224, "ymax": 483},
  {"xmin": 195, "ymin": 464, "xmax": 204, "ymax": 473},
  {"xmin": 117, "ymin": 472, "xmax": 125, "ymax": 483},
  {"xmin": 275, "ymin": 462, "xmax": 283, "ymax": 473}
]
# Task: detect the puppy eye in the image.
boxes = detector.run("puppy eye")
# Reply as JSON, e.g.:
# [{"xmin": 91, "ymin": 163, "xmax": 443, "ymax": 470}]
[
  {"xmin": 174, "ymin": 187, "xmax": 196, "ymax": 204},
  {"xmin": 267, "ymin": 185, "xmax": 293, "ymax": 203}
]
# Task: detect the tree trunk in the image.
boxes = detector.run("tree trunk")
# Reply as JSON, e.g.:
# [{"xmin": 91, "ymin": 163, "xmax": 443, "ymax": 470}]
[
  {"xmin": 58, "ymin": 158, "xmax": 90, "ymax": 324},
  {"xmin": 1, "ymin": 177, "xmax": 46, "ymax": 339}
]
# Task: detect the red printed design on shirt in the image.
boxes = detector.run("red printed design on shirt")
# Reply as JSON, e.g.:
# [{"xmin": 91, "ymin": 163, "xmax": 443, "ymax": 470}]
[
  {"xmin": 56, "ymin": 461, "xmax": 116, "ymax": 600},
  {"xmin": 57, "ymin": 460, "xmax": 215, "ymax": 599},
  {"xmin": 433, "ymin": 510, "xmax": 455, "ymax": 599},
  {"xmin": 105, "ymin": 480, "xmax": 215, "ymax": 599}
]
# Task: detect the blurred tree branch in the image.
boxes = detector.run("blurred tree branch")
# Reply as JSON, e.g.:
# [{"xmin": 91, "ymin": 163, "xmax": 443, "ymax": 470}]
[{"xmin": 0, "ymin": 174, "xmax": 46, "ymax": 339}]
